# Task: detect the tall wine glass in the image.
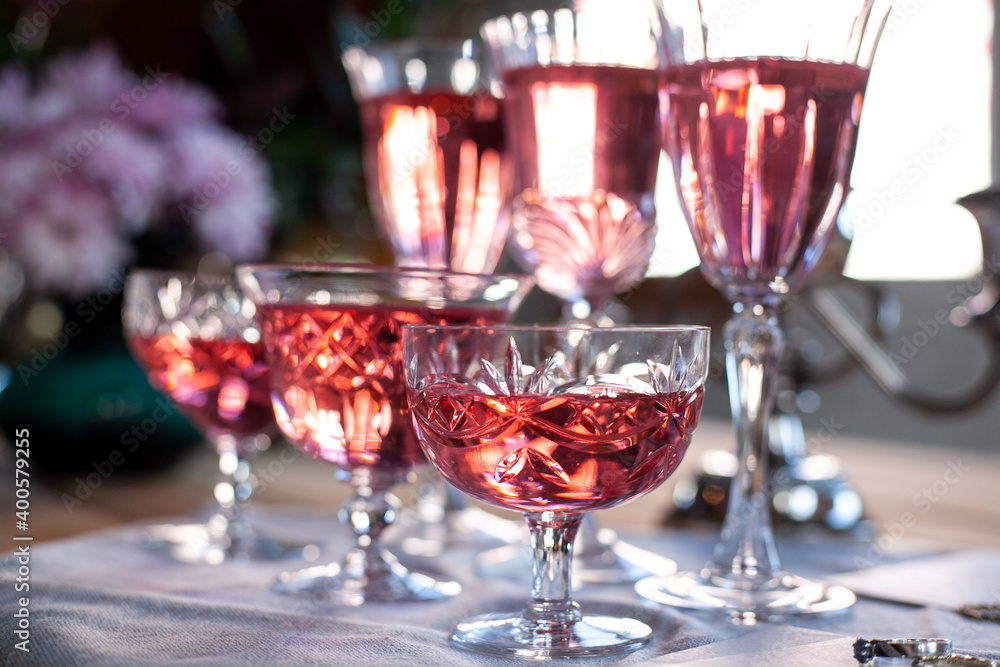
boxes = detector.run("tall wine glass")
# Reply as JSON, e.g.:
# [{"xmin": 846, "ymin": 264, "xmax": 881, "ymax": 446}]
[
  {"xmin": 342, "ymin": 38, "xmax": 511, "ymax": 274},
  {"xmin": 403, "ymin": 324, "xmax": 709, "ymax": 658},
  {"xmin": 123, "ymin": 269, "xmax": 299, "ymax": 564},
  {"xmin": 635, "ymin": 0, "xmax": 890, "ymax": 621},
  {"xmin": 481, "ymin": 3, "xmax": 661, "ymax": 326},
  {"xmin": 479, "ymin": 2, "xmax": 672, "ymax": 584},
  {"xmin": 235, "ymin": 264, "xmax": 533, "ymax": 604}
]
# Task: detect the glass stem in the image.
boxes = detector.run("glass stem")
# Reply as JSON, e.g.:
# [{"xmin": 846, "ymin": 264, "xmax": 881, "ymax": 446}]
[
  {"xmin": 339, "ymin": 468, "xmax": 400, "ymax": 579},
  {"xmin": 517, "ymin": 512, "xmax": 583, "ymax": 640},
  {"xmin": 710, "ymin": 303, "xmax": 785, "ymax": 585},
  {"xmin": 211, "ymin": 434, "xmax": 256, "ymax": 556}
]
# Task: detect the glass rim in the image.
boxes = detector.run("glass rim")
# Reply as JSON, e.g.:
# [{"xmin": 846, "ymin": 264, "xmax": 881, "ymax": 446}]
[
  {"xmin": 125, "ymin": 268, "xmax": 231, "ymax": 283},
  {"xmin": 401, "ymin": 323, "xmax": 711, "ymax": 334},
  {"xmin": 343, "ymin": 36, "xmax": 481, "ymax": 55},
  {"xmin": 235, "ymin": 262, "xmax": 535, "ymax": 284}
]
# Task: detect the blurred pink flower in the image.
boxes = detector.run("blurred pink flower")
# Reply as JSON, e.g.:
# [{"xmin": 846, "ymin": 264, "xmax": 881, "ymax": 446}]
[
  {"xmin": 0, "ymin": 45, "xmax": 279, "ymax": 297},
  {"xmin": 7, "ymin": 178, "xmax": 129, "ymax": 295},
  {"xmin": 169, "ymin": 124, "xmax": 277, "ymax": 261},
  {"xmin": 129, "ymin": 80, "xmax": 221, "ymax": 130}
]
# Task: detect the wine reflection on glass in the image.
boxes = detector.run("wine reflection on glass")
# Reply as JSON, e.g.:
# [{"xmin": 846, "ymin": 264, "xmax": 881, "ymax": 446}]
[
  {"xmin": 235, "ymin": 264, "xmax": 533, "ymax": 604},
  {"xmin": 479, "ymin": 2, "xmax": 675, "ymax": 584},
  {"xmin": 123, "ymin": 269, "xmax": 306, "ymax": 564},
  {"xmin": 403, "ymin": 324, "xmax": 709, "ymax": 658},
  {"xmin": 635, "ymin": 0, "xmax": 890, "ymax": 621}
]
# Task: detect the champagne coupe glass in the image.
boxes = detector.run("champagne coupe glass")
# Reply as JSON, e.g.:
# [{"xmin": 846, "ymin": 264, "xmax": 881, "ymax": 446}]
[
  {"xmin": 479, "ymin": 1, "xmax": 671, "ymax": 584},
  {"xmin": 635, "ymin": 0, "xmax": 890, "ymax": 621},
  {"xmin": 403, "ymin": 324, "xmax": 709, "ymax": 658},
  {"xmin": 123, "ymin": 269, "xmax": 299, "ymax": 564},
  {"xmin": 236, "ymin": 264, "xmax": 533, "ymax": 604},
  {"xmin": 342, "ymin": 38, "xmax": 522, "ymax": 549},
  {"xmin": 342, "ymin": 38, "xmax": 511, "ymax": 274}
]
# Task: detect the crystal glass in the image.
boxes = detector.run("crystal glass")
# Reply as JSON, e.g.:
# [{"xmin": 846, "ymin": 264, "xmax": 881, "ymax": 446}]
[
  {"xmin": 634, "ymin": 0, "xmax": 890, "ymax": 621},
  {"xmin": 123, "ymin": 269, "xmax": 298, "ymax": 564},
  {"xmin": 481, "ymin": 3, "xmax": 661, "ymax": 326},
  {"xmin": 403, "ymin": 324, "xmax": 709, "ymax": 658},
  {"xmin": 342, "ymin": 39, "xmax": 512, "ymax": 274},
  {"xmin": 479, "ymin": 2, "xmax": 674, "ymax": 585},
  {"xmin": 235, "ymin": 264, "xmax": 533, "ymax": 604}
]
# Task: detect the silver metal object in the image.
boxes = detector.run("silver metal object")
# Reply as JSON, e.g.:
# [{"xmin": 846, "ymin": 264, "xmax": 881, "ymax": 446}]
[{"xmin": 854, "ymin": 638, "xmax": 953, "ymax": 663}]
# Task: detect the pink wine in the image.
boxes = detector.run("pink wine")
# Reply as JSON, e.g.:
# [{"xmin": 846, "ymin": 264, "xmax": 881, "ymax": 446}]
[
  {"xmin": 499, "ymin": 64, "xmax": 661, "ymax": 302},
  {"xmin": 409, "ymin": 384, "xmax": 704, "ymax": 513},
  {"xmin": 359, "ymin": 91, "xmax": 511, "ymax": 274},
  {"xmin": 128, "ymin": 333, "xmax": 276, "ymax": 441},
  {"xmin": 261, "ymin": 304, "xmax": 509, "ymax": 474},
  {"xmin": 660, "ymin": 57, "xmax": 869, "ymax": 301}
]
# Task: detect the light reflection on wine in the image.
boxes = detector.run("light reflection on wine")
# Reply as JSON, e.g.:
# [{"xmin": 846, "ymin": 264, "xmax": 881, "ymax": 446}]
[
  {"xmin": 531, "ymin": 81, "xmax": 597, "ymax": 197},
  {"xmin": 366, "ymin": 94, "xmax": 511, "ymax": 275}
]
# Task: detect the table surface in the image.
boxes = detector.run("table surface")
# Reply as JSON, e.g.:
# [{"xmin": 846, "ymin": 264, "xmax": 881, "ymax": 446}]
[{"xmin": 3, "ymin": 420, "xmax": 1000, "ymax": 665}]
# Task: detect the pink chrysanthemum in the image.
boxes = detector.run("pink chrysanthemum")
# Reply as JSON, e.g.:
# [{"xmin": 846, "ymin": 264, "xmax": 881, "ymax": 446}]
[{"xmin": 0, "ymin": 45, "xmax": 279, "ymax": 297}]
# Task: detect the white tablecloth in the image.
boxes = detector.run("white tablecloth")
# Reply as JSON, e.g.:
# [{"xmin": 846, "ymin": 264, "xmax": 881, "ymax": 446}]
[{"xmin": 3, "ymin": 507, "xmax": 1000, "ymax": 666}]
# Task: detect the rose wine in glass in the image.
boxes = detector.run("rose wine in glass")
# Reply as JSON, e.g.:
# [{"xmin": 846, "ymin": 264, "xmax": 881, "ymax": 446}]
[
  {"xmin": 403, "ymin": 324, "xmax": 709, "ymax": 658},
  {"xmin": 344, "ymin": 40, "xmax": 513, "ymax": 275},
  {"xmin": 500, "ymin": 63, "xmax": 660, "ymax": 318},
  {"xmin": 482, "ymin": 6, "xmax": 663, "ymax": 325},
  {"xmin": 412, "ymin": 386, "xmax": 703, "ymax": 511},
  {"xmin": 236, "ymin": 264, "xmax": 534, "ymax": 604},
  {"xmin": 260, "ymin": 304, "xmax": 512, "ymax": 472},
  {"xmin": 126, "ymin": 334, "xmax": 275, "ymax": 443},
  {"xmin": 123, "ymin": 269, "xmax": 299, "ymax": 564},
  {"xmin": 660, "ymin": 58, "xmax": 869, "ymax": 301},
  {"xmin": 635, "ymin": 0, "xmax": 890, "ymax": 620}
]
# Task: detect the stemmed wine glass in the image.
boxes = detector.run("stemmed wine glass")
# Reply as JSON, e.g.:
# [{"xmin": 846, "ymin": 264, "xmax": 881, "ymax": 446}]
[
  {"xmin": 479, "ymin": 2, "xmax": 673, "ymax": 584},
  {"xmin": 635, "ymin": 0, "xmax": 890, "ymax": 620},
  {"xmin": 235, "ymin": 264, "xmax": 533, "ymax": 604},
  {"xmin": 123, "ymin": 269, "xmax": 301, "ymax": 564},
  {"xmin": 480, "ymin": 3, "xmax": 661, "ymax": 326},
  {"xmin": 403, "ymin": 324, "xmax": 709, "ymax": 658}
]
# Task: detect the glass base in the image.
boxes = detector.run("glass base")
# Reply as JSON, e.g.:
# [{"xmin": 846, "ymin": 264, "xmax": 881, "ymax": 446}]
[
  {"xmin": 141, "ymin": 522, "xmax": 317, "ymax": 565},
  {"xmin": 634, "ymin": 569, "xmax": 856, "ymax": 623},
  {"xmin": 272, "ymin": 557, "xmax": 461, "ymax": 606},
  {"xmin": 452, "ymin": 612, "xmax": 651, "ymax": 659}
]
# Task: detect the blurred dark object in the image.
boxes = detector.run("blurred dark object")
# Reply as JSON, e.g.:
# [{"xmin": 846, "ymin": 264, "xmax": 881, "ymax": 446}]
[
  {"xmin": 666, "ymin": 416, "xmax": 873, "ymax": 539},
  {"xmin": 955, "ymin": 188, "xmax": 1000, "ymax": 339},
  {"xmin": 0, "ymin": 292, "xmax": 201, "ymax": 473}
]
